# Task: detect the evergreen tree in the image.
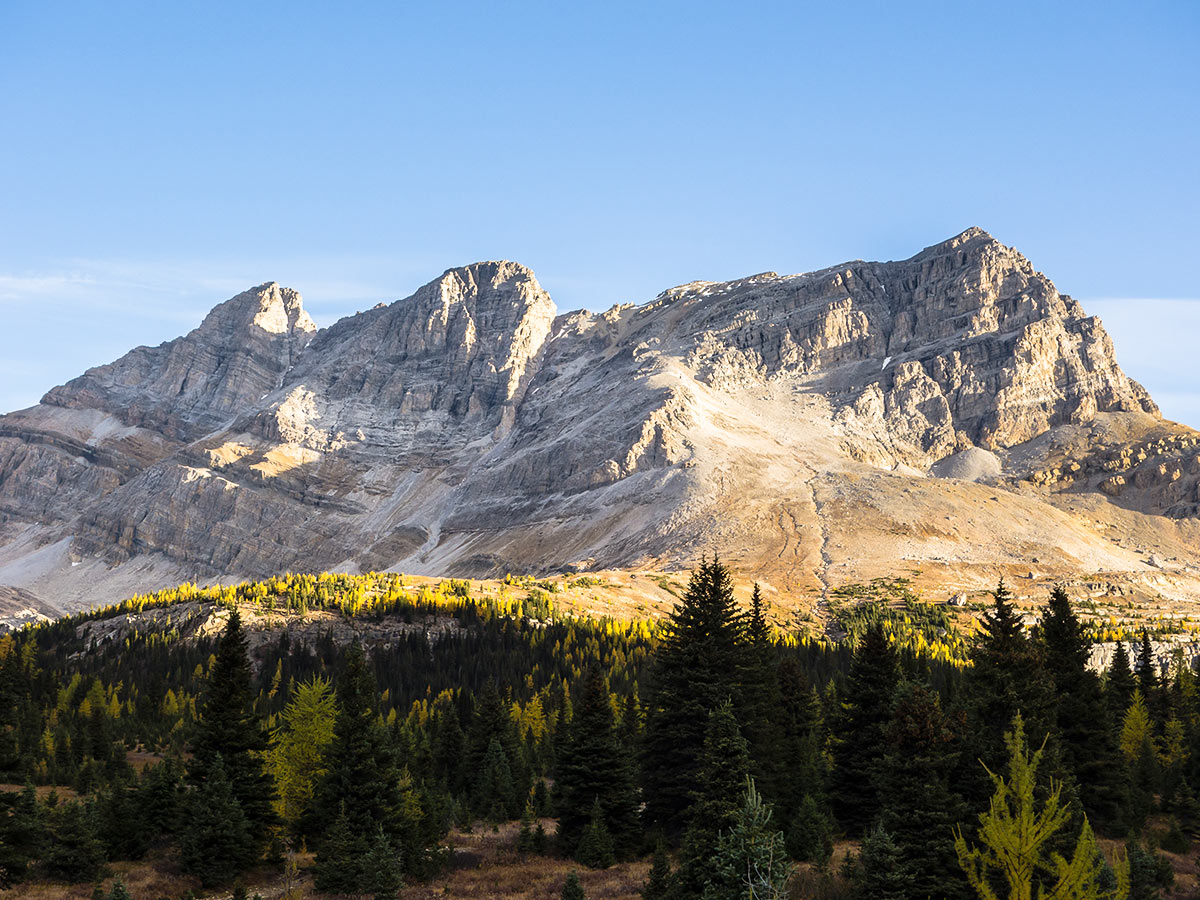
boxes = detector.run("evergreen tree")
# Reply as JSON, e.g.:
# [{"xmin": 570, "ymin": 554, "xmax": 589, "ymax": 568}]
[
  {"xmin": 42, "ymin": 799, "xmax": 105, "ymax": 883},
  {"xmin": 677, "ymin": 702, "xmax": 751, "ymax": 897},
  {"xmin": 1136, "ymin": 630, "xmax": 1163, "ymax": 730},
  {"xmin": 179, "ymin": 753, "xmax": 253, "ymax": 886},
  {"xmin": 0, "ymin": 783, "xmax": 42, "ymax": 888},
  {"xmin": 853, "ymin": 825, "xmax": 912, "ymax": 900},
  {"xmin": 1040, "ymin": 586, "xmax": 1124, "ymax": 827},
  {"xmin": 831, "ymin": 620, "xmax": 899, "ymax": 834},
  {"xmin": 702, "ymin": 777, "xmax": 791, "ymax": 900},
  {"xmin": 777, "ymin": 658, "xmax": 832, "ymax": 863},
  {"xmin": 574, "ymin": 799, "xmax": 616, "ymax": 869},
  {"xmin": 641, "ymin": 839, "xmax": 673, "ymax": 900},
  {"xmin": 954, "ymin": 714, "xmax": 1130, "ymax": 900},
  {"xmin": 1106, "ymin": 641, "xmax": 1137, "ymax": 719},
  {"xmin": 562, "ymin": 871, "xmax": 587, "ymax": 900},
  {"xmin": 554, "ymin": 668, "xmax": 640, "ymax": 857},
  {"xmin": 475, "ymin": 737, "xmax": 517, "ymax": 823},
  {"xmin": 961, "ymin": 581, "xmax": 1058, "ymax": 807},
  {"xmin": 877, "ymin": 680, "xmax": 968, "ymax": 900},
  {"xmin": 740, "ymin": 584, "xmax": 785, "ymax": 800},
  {"xmin": 313, "ymin": 807, "xmax": 366, "ymax": 893},
  {"xmin": 517, "ymin": 801, "xmax": 538, "ymax": 852},
  {"xmin": 188, "ymin": 608, "xmax": 276, "ymax": 854},
  {"xmin": 362, "ymin": 826, "xmax": 404, "ymax": 900},
  {"xmin": 312, "ymin": 642, "xmax": 415, "ymax": 888},
  {"xmin": 641, "ymin": 559, "xmax": 751, "ymax": 835},
  {"xmin": 106, "ymin": 878, "xmax": 131, "ymax": 900}
]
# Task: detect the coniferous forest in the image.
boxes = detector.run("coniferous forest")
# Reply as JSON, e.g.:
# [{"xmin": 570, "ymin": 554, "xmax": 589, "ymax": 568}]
[{"xmin": 0, "ymin": 564, "xmax": 1193, "ymax": 899}]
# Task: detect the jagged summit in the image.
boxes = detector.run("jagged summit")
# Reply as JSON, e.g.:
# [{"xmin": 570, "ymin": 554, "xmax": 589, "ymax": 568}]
[{"xmin": 1, "ymin": 230, "xmax": 1197, "ymax": 619}]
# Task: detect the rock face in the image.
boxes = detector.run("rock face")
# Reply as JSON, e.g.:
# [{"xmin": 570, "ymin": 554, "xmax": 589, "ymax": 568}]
[{"xmin": 1, "ymin": 229, "xmax": 1198, "ymax": 616}]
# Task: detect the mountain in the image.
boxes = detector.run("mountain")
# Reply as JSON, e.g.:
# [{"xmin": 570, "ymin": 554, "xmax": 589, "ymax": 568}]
[{"xmin": 3, "ymin": 228, "xmax": 1199, "ymax": 619}]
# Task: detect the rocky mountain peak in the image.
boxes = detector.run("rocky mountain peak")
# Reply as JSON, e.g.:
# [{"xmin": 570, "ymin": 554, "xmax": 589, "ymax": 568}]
[
  {"xmin": 0, "ymin": 230, "xmax": 1194, "ymax": 619},
  {"xmin": 198, "ymin": 281, "xmax": 316, "ymax": 338}
]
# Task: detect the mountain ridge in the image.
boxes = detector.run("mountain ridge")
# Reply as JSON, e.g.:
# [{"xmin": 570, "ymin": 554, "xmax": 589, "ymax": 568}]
[{"xmin": 2, "ymin": 228, "xmax": 1198, "ymax": 621}]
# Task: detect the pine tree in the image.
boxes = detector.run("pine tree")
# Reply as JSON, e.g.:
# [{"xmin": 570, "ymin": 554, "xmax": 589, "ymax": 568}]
[
  {"xmin": 1040, "ymin": 585, "xmax": 1124, "ymax": 827},
  {"xmin": 641, "ymin": 559, "xmax": 751, "ymax": 835},
  {"xmin": 677, "ymin": 702, "xmax": 751, "ymax": 897},
  {"xmin": 179, "ymin": 753, "xmax": 253, "ymax": 886},
  {"xmin": 1120, "ymin": 691, "xmax": 1159, "ymax": 827},
  {"xmin": 188, "ymin": 608, "xmax": 276, "ymax": 855},
  {"xmin": 831, "ymin": 620, "xmax": 899, "ymax": 834},
  {"xmin": 702, "ymin": 777, "xmax": 791, "ymax": 900},
  {"xmin": 106, "ymin": 878, "xmax": 131, "ymax": 900},
  {"xmin": 562, "ymin": 870, "xmax": 587, "ymax": 900},
  {"xmin": 574, "ymin": 799, "xmax": 616, "ymax": 869},
  {"xmin": 877, "ymin": 680, "xmax": 968, "ymax": 900},
  {"xmin": 554, "ymin": 668, "xmax": 640, "ymax": 857},
  {"xmin": 641, "ymin": 839, "xmax": 673, "ymax": 900},
  {"xmin": 954, "ymin": 714, "xmax": 1130, "ymax": 900}
]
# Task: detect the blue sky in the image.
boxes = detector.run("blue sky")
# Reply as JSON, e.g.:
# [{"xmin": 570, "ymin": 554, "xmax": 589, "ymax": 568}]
[{"xmin": 1, "ymin": 1, "xmax": 1197, "ymax": 424}]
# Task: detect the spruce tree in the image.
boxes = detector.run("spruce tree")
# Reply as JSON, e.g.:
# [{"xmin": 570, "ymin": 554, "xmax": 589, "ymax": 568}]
[
  {"xmin": 188, "ymin": 608, "xmax": 276, "ymax": 852},
  {"xmin": 642, "ymin": 839, "xmax": 673, "ymax": 900},
  {"xmin": 0, "ymin": 782, "xmax": 42, "ymax": 887},
  {"xmin": 312, "ymin": 642, "xmax": 411, "ymax": 890},
  {"xmin": 961, "ymin": 580, "xmax": 1058, "ymax": 806},
  {"xmin": 1106, "ymin": 641, "xmax": 1137, "ymax": 718},
  {"xmin": 1136, "ymin": 630, "xmax": 1164, "ymax": 730},
  {"xmin": 1040, "ymin": 585, "xmax": 1124, "ymax": 827},
  {"xmin": 42, "ymin": 799, "xmax": 105, "ymax": 883},
  {"xmin": 179, "ymin": 753, "xmax": 253, "ymax": 886},
  {"xmin": 831, "ymin": 620, "xmax": 899, "ymax": 834},
  {"xmin": 574, "ymin": 799, "xmax": 616, "ymax": 869},
  {"xmin": 475, "ymin": 737, "xmax": 517, "ymax": 823},
  {"xmin": 362, "ymin": 826, "xmax": 404, "ymax": 900},
  {"xmin": 777, "ymin": 658, "xmax": 832, "ymax": 863},
  {"xmin": 740, "ymin": 584, "xmax": 785, "ymax": 801},
  {"xmin": 677, "ymin": 702, "xmax": 751, "ymax": 897},
  {"xmin": 853, "ymin": 825, "xmax": 912, "ymax": 900},
  {"xmin": 877, "ymin": 680, "xmax": 968, "ymax": 900},
  {"xmin": 562, "ymin": 870, "xmax": 587, "ymax": 900},
  {"xmin": 702, "ymin": 777, "xmax": 791, "ymax": 900},
  {"xmin": 641, "ymin": 559, "xmax": 751, "ymax": 835},
  {"xmin": 554, "ymin": 668, "xmax": 639, "ymax": 857}
]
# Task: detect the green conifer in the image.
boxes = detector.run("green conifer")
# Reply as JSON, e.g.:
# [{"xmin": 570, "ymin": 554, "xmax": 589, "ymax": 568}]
[
  {"xmin": 554, "ymin": 668, "xmax": 640, "ymax": 856},
  {"xmin": 641, "ymin": 839, "xmax": 673, "ymax": 900},
  {"xmin": 641, "ymin": 559, "xmax": 751, "ymax": 835},
  {"xmin": 188, "ymin": 608, "xmax": 276, "ymax": 854},
  {"xmin": 574, "ymin": 799, "xmax": 616, "ymax": 869},
  {"xmin": 831, "ymin": 620, "xmax": 898, "ymax": 834},
  {"xmin": 561, "ymin": 871, "xmax": 587, "ymax": 900},
  {"xmin": 179, "ymin": 753, "xmax": 253, "ymax": 886}
]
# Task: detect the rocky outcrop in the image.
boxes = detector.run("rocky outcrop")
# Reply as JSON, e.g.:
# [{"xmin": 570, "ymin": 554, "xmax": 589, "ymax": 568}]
[{"xmin": 0, "ymin": 230, "xmax": 1196, "ymax": 616}]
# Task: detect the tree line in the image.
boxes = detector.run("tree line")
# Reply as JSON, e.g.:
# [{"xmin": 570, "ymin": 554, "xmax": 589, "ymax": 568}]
[{"xmin": 0, "ymin": 564, "xmax": 1192, "ymax": 899}]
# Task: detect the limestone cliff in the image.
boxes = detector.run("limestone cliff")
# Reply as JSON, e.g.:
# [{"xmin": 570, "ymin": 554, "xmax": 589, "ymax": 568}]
[{"xmin": 1, "ymin": 229, "xmax": 1197, "ymax": 617}]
